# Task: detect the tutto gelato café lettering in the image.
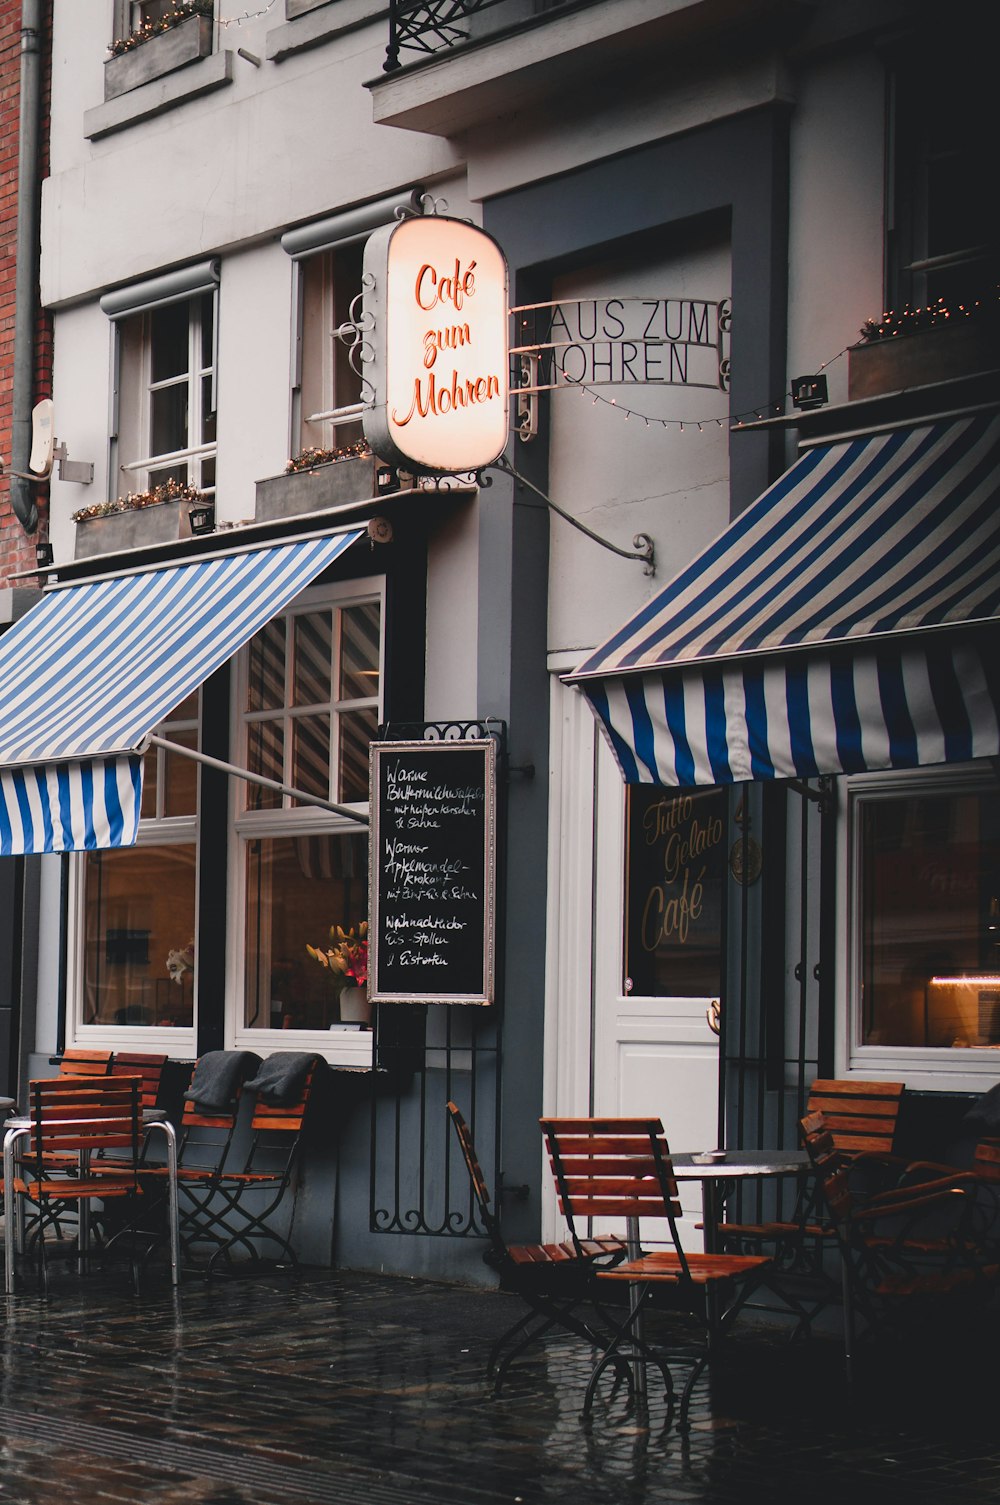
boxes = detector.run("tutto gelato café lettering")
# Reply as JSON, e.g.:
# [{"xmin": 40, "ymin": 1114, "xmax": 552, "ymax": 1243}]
[
  {"xmin": 639, "ymin": 794, "xmax": 724, "ymax": 949},
  {"xmin": 392, "ymin": 257, "xmax": 502, "ymax": 427}
]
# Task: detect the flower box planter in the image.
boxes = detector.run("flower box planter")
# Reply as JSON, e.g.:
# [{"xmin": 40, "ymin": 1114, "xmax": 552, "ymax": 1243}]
[
  {"xmin": 74, "ymin": 499, "xmax": 205, "ymax": 560},
  {"xmin": 848, "ymin": 322, "xmax": 997, "ymax": 401},
  {"xmin": 255, "ymin": 455, "xmax": 382, "ymax": 523},
  {"xmin": 105, "ymin": 15, "xmax": 214, "ymax": 102}
]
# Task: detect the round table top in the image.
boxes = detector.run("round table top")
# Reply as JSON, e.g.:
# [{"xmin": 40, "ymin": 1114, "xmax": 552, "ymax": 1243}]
[{"xmin": 672, "ymin": 1148, "xmax": 809, "ymax": 1179}]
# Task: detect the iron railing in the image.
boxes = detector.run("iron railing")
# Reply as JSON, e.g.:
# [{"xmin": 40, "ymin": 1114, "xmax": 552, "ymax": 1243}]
[{"xmin": 383, "ymin": 0, "xmax": 580, "ymax": 71}]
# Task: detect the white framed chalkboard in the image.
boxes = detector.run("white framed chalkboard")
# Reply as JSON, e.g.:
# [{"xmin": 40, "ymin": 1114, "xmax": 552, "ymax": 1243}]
[{"xmin": 368, "ymin": 739, "xmax": 497, "ymax": 1004}]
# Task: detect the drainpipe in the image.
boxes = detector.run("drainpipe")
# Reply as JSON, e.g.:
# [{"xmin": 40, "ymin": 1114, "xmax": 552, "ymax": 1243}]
[{"xmin": 10, "ymin": 0, "xmax": 45, "ymax": 535}]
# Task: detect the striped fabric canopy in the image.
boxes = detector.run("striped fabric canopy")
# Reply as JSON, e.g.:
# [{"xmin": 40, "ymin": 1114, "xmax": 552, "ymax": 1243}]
[
  {"xmin": 568, "ymin": 412, "xmax": 1000, "ymax": 785},
  {"xmin": 0, "ymin": 530, "xmax": 363, "ymax": 853}
]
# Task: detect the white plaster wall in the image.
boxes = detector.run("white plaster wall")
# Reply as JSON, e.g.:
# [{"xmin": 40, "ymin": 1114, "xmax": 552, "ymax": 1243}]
[
  {"xmin": 785, "ymin": 48, "xmax": 887, "ymax": 414},
  {"xmin": 43, "ymin": 4, "xmax": 462, "ymax": 308},
  {"xmin": 545, "ymin": 240, "xmax": 731, "ymax": 661},
  {"xmin": 212, "ymin": 240, "xmax": 294, "ymax": 524},
  {"xmin": 47, "ymin": 301, "xmax": 114, "ymax": 561}
]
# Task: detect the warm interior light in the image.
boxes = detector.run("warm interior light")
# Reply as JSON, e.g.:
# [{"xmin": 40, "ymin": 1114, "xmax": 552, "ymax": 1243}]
[{"xmin": 929, "ymin": 975, "xmax": 1000, "ymax": 987}]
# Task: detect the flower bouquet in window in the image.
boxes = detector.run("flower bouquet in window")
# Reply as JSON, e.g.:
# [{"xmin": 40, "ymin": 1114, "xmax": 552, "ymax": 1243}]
[{"xmin": 307, "ymin": 924, "xmax": 370, "ymax": 1026}]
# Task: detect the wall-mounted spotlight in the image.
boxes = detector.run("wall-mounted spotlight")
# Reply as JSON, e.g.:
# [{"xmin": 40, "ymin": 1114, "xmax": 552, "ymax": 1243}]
[
  {"xmin": 188, "ymin": 503, "xmax": 215, "ymax": 536},
  {"xmin": 35, "ymin": 541, "xmax": 54, "ymax": 569},
  {"xmin": 791, "ymin": 374, "xmax": 829, "ymax": 411}
]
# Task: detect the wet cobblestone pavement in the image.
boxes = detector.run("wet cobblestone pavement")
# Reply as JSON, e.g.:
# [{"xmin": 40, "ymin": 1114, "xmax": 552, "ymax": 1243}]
[{"xmin": 1, "ymin": 1265, "xmax": 998, "ymax": 1504}]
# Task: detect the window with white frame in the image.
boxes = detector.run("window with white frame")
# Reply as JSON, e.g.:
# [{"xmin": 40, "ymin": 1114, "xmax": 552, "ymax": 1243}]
[
  {"xmin": 73, "ymin": 692, "xmax": 200, "ymax": 1043},
  {"xmin": 116, "ymin": 292, "xmax": 217, "ymax": 498},
  {"xmin": 850, "ymin": 766, "xmax": 1000, "ymax": 1061},
  {"xmin": 232, "ymin": 579, "xmax": 382, "ymax": 1046},
  {"xmin": 295, "ymin": 241, "xmax": 366, "ymax": 457}
]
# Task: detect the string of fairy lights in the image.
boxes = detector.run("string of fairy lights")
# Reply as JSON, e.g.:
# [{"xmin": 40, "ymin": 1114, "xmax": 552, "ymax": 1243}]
[
  {"xmin": 565, "ymin": 342, "xmax": 849, "ymax": 432},
  {"xmin": 559, "ymin": 289, "xmax": 997, "ymax": 433}
]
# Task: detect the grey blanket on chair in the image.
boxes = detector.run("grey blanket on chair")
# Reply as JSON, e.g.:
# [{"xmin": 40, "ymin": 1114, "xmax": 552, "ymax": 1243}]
[
  {"xmin": 243, "ymin": 1052, "xmax": 320, "ymax": 1107},
  {"xmin": 183, "ymin": 1050, "xmax": 262, "ymax": 1113}
]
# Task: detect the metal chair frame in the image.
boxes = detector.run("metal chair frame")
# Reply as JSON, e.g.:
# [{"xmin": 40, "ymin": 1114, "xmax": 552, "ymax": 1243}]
[{"xmin": 448, "ymin": 1102, "xmax": 626, "ymax": 1392}]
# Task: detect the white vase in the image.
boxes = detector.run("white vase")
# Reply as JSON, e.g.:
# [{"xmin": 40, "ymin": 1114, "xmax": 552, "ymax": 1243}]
[{"xmin": 338, "ymin": 983, "xmax": 371, "ymax": 1027}]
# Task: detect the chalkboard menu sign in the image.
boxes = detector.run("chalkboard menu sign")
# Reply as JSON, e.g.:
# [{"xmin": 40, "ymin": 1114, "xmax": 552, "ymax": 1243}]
[
  {"xmin": 624, "ymin": 786, "xmax": 726, "ymax": 998},
  {"xmin": 369, "ymin": 739, "xmax": 497, "ymax": 1004}
]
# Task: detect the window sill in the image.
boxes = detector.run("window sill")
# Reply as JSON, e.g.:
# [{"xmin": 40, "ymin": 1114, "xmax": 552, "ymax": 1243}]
[
  {"xmin": 234, "ymin": 1027, "xmax": 374, "ymax": 1070},
  {"xmin": 267, "ymin": 0, "xmax": 387, "ymax": 62},
  {"xmin": 84, "ymin": 48, "xmax": 234, "ymax": 141}
]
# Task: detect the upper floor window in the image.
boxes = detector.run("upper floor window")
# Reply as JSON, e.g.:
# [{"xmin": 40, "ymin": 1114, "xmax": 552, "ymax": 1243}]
[
  {"xmin": 113, "ymin": 0, "xmax": 214, "ymax": 50},
  {"xmin": 296, "ymin": 241, "xmax": 365, "ymax": 455},
  {"xmin": 888, "ymin": 39, "xmax": 997, "ymax": 313},
  {"xmin": 106, "ymin": 268, "xmax": 219, "ymax": 503},
  {"xmin": 280, "ymin": 191, "xmax": 423, "ymax": 462}
]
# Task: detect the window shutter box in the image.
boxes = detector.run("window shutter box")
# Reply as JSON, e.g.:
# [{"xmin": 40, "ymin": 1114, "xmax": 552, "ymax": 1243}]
[
  {"xmin": 255, "ymin": 456, "xmax": 381, "ymax": 523},
  {"xmin": 74, "ymin": 499, "xmax": 204, "ymax": 560},
  {"xmin": 105, "ymin": 15, "xmax": 214, "ymax": 102}
]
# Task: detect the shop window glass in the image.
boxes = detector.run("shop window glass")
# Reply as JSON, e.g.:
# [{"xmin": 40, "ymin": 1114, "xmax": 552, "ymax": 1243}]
[
  {"xmin": 244, "ymin": 596, "xmax": 380, "ymax": 811},
  {"xmin": 858, "ymin": 786, "xmax": 1000, "ymax": 1049},
  {"xmin": 623, "ymin": 787, "xmax": 726, "ymax": 997},
  {"xmin": 80, "ymin": 693, "xmax": 199, "ymax": 1036},
  {"xmin": 236, "ymin": 582, "xmax": 382, "ymax": 1045},
  {"xmin": 243, "ymin": 832, "xmax": 368, "ymax": 1031}
]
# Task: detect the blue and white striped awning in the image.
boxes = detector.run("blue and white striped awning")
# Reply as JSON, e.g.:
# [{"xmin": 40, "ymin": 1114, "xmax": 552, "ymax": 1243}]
[
  {"xmin": 568, "ymin": 412, "xmax": 1000, "ymax": 785},
  {"xmin": 0, "ymin": 530, "xmax": 363, "ymax": 854}
]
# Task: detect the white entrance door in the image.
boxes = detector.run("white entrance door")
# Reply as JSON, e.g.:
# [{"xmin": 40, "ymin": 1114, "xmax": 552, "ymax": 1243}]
[{"xmin": 592, "ymin": 736, "xmax": 722, "ymax": 1250}]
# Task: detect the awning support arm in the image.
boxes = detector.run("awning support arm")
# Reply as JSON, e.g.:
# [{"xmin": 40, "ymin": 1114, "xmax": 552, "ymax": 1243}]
[
  {"xmin": 490, "ymin": 455, "xmax": 655, "ymax": 575},
  {"xmin": 146, "ymin": 735, "xmax": 370, "ymax": 826}
]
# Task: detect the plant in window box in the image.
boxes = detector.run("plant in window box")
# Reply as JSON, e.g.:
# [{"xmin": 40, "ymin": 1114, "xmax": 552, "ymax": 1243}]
[
  {"xmin": 255, "ymin": 441, "xmax": 382, "ymax": 523},
  {"xmin": 72, "ymin": 481, "xmax": 211, "ymax": 559},
  {"xmin": 106, "ymin": 2, "xmax": 214, "ymax": 103},
  {"xmin": 848, "ymin": 289, "xmax": 1000, "ymax": 399},
  {"xmin": 306, "ymin": 924, "xmax": 370, "ymax": 1027}
]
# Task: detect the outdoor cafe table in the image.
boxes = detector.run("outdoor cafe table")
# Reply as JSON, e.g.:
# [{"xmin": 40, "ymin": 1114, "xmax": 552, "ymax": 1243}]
[
  {"xmin": 671, "ymin": 1148, "xmax": 811, "ymax": 1252},
  {"xmin": 610, "ymin": 1148, "xmax": 811, "ymax": 1398},
  {"xmin": 2, "ymin": 1106, "xmax": 180, "ymax": 1293}
]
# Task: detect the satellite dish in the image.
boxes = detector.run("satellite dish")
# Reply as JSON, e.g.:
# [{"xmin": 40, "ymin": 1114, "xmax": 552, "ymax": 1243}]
[{"xmin": 29, "ymin": 398, "xmax": 55, "ymax": 476}]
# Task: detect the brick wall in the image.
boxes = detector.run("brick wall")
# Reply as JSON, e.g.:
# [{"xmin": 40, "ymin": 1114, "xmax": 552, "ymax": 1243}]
[{"xmin": 0, "ymin": 0, "xmax": 52, "ymax": 588}]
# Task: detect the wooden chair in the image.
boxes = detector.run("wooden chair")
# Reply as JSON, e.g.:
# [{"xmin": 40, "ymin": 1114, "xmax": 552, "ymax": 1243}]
[
  {"xmin": 6, "ymin": 1076, "xmax": 144, "ymax": 1292},
  {"xmin": 800, "ymin": 1109, "xmax": 998, "ymax": 1379},
  {"xmin": 540, "ymin": 1116, "xmax": 772, "ymax": 1424},
  {"xmin": 717, "ymin": 1079, "xmax": 906, "ymax": 1329},
  {"xmin": 111, "ymin": 1052, "xmax": 168, "ymax": 1112},
  {"xmin": 447, "ymin": 1103, "xmax": 626, "ymax": 1392},
  {"xmin": 57, "ymin": 1049, "xmax": 114, "ymax": 1077}
]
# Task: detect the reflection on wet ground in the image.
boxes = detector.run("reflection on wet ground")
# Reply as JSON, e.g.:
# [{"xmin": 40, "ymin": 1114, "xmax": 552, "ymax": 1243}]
[{"xmin": 0, "ymin": 1266, "xmax": 996, "ymax": 1503}]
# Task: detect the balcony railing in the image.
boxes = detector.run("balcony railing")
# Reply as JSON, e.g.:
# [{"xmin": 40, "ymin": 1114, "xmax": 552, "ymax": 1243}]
[{"xmin": 383, "ymin": 0, "xmax": 578, "ymax": 72}]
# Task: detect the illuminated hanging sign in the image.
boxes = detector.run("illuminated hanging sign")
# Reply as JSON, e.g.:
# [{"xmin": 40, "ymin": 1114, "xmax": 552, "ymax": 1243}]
[{"xmin": 363, "ymin": 215, "xmax": 509, "ymax": 474}]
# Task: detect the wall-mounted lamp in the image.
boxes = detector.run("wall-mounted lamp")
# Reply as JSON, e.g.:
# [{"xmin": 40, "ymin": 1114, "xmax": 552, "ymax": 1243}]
[
  {"xmin": 791, "ymin": 374, "xmax": 829, "ymax": 411},
  {"xmin": 188, "ymin": 504, "xmax": 215, "ymax": 536},
  {"xmin": 376, "ymin": 465, "xmax": 400, "ymax": 496},
  {"xmin": 35, "ymin": 542, "xmax": 54, "ymax": 569}
]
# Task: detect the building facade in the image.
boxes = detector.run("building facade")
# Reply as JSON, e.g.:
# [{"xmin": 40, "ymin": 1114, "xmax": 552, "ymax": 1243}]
[{"xmin": 0, "ymin": 0, "xmax": 996, "ymax": 1277}]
